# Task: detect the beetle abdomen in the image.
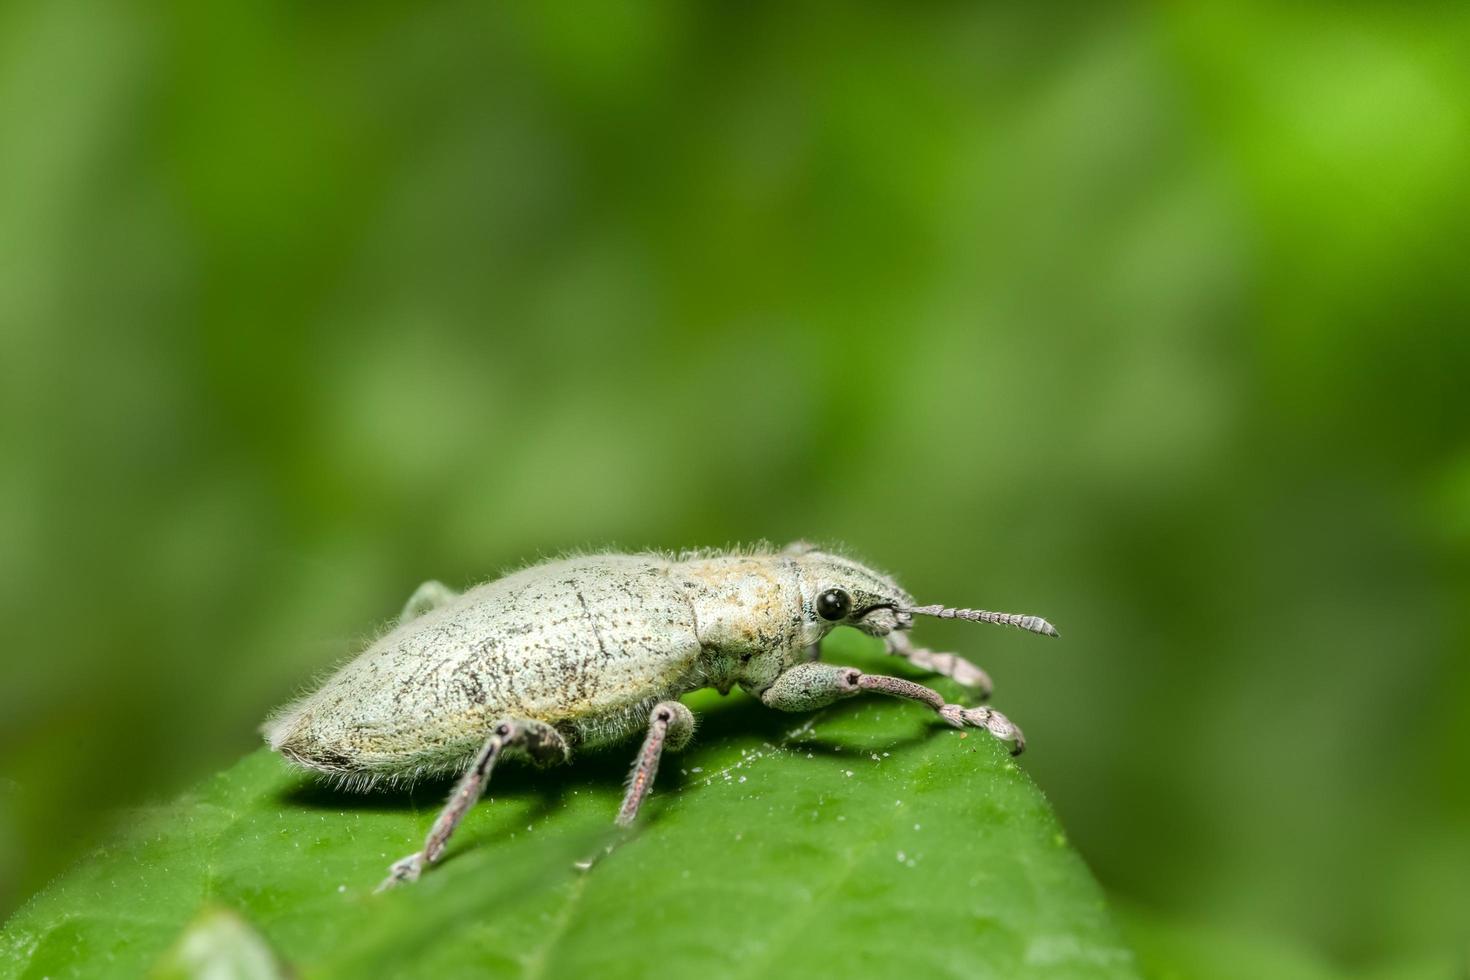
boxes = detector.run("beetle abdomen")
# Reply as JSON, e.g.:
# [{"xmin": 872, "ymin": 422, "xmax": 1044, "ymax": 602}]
[{"xmin": 267, "ymin": 555, "xmax": 702, "ymax": 784}]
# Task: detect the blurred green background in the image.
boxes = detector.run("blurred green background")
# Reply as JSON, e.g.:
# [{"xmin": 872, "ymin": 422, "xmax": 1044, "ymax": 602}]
[{"xmin": 2, "ymin": 0, "xmax": 1467, "ymax": 975}]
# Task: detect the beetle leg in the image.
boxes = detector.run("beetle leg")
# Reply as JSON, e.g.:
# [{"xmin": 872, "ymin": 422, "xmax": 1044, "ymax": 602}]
[
  {"xmin": 884, "ymin": 630, "xmax": 993, "ymax": 698},
  {"xmin": 377, "ymin": 718, "xmax": 569, "ymax": 891},
  {"xmin": 615, "ymin": 701, "xmax": 695, "ymax": 826},
  {"xmin": 759, "ymin": 662, "xmax": 1025, "ymax": 756},
  {"xmin": 399, "ymin": 579, "xmax": 458, "ymax": 623}
]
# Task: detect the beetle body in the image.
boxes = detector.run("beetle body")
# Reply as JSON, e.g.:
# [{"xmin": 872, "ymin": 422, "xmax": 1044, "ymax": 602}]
[
  {"xmin": 264, "ymin": 544, "xmax": 1055, "ymax": 889},
  {"xmin": 269, "ymin": 550, "xmax": 901, "ymax": 784}
]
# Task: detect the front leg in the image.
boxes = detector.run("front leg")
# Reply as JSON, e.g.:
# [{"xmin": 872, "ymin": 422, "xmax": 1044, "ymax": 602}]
[
  {"xmin": 885, "ymin": 630, "xmax": 993, "ymax": 698},
  {"xmin": 759, "ymin": 662, "xmax": 1025, "ymax": 755}
]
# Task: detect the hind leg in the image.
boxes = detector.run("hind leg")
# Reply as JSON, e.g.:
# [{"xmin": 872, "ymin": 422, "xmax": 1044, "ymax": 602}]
[
  {"xmin": 377, "ymin": 718, "xmax": 569, "ymax": 891},
  {"xmin": 399, "ymin": 580, "xmax": 458, "ymax": 623}
]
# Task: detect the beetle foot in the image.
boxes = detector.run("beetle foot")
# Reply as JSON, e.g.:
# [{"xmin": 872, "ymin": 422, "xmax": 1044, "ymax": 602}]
[
  {"xmin": 940, "ymin": 704, "xmax": 1026, "ymax": 756},
  {"xmin": 376, "ymin": 852, "xmax": 423, "ymax": 893}
]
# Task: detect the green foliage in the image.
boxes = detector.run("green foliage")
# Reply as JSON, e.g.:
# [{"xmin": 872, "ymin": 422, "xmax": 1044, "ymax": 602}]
[{"xmin": 1, "ymin": 636, "xmax": 1135, "ymax": 980}]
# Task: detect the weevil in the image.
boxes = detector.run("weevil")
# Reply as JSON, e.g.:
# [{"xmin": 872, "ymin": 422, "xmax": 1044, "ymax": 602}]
[{"xmin": 263, "ymin": 543, "xmax": 1058, "ymax": 890}]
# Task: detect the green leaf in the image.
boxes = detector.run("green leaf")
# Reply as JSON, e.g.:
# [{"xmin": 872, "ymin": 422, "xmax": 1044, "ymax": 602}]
[{"xmin": 1, "ymin": 634, "xmax": 1137, "ymax": 979}]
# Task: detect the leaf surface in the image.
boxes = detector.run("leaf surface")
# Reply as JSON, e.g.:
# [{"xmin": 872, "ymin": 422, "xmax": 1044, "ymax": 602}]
[{"xmin": 1, "ymin": 635, "xmax": 1137, "ymax": 979}]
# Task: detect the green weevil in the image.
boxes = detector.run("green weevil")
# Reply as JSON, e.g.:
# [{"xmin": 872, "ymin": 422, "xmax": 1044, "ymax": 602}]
[{"xmin": 263, "ymin": 543, "xmax": 1058, "ymax": 890}]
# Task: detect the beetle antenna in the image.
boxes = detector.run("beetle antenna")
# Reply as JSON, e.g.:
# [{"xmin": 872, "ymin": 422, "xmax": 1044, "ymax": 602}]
[{"xmin": 901, "ymin": 605, "xmax": 1060, "ymax": 637}]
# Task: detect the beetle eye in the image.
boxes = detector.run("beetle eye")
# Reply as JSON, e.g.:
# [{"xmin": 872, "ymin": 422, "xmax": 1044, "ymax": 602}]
[{"xmin": 816, "ymin": 588, "xmax": 852, "ymax": 621}]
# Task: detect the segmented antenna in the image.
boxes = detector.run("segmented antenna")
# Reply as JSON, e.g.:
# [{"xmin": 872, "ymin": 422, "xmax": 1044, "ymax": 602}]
[{"xmin": 902, "ymin": 605, "xmax": 1060, "ymax": 637}]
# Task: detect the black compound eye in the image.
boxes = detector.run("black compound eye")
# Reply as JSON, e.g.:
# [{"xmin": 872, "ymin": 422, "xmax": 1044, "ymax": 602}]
[{"xmin": 816, "ymin": 588, "xmax": 852, "ymax": 622}]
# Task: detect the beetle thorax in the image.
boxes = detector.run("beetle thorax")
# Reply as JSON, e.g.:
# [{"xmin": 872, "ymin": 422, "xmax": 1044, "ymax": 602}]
[{"xmin": 673, "ymin": 555, "xmax": 808, "ymax": 693}]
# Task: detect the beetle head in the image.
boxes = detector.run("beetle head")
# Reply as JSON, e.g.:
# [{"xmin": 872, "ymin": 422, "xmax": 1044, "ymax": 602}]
[
  {"xmin": 788, "ymin": 545, "xmax": 916, "ymax": 638},
  {"xmin": 787, "ymin": 542, "xmax": 1059, "ymax": 640}
]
